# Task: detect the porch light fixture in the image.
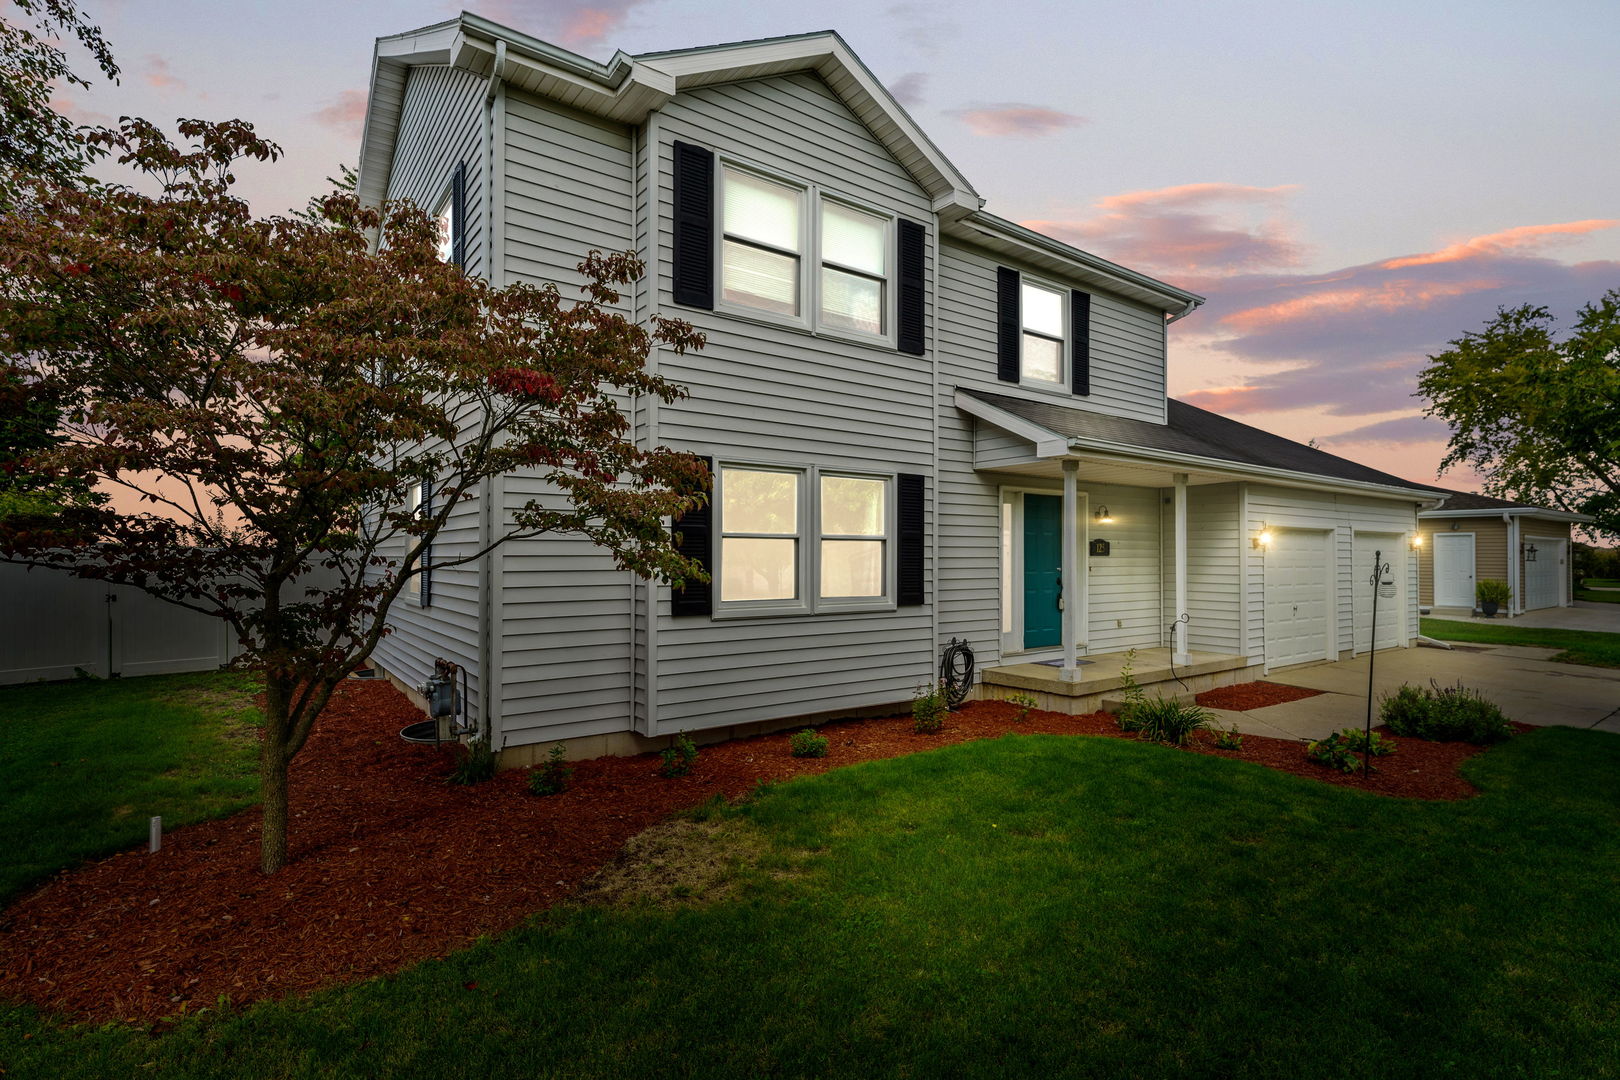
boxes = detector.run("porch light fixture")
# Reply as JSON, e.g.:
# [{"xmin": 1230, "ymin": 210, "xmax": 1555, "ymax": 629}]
[
  {"xmin": 1254, "ymin": 524, "xmax": 1273, "ymax": 550},
  {"xmin": 1410, "ymin": 533, "xmax": 1423, "ymax": 550},
  {"xmin": 1094, "ymin": 505, "xmax": 1114, "ymax": 524}
]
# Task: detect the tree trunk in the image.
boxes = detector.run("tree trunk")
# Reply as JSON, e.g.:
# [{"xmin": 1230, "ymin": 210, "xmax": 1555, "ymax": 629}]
[{"xmin": 259, "ymin": 733, "xmax": 289, "ymax": 874}]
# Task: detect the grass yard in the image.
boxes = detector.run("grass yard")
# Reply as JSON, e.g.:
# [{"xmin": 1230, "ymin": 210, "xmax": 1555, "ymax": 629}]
[
  {"xmin": 0, "ymin": 671, "xmax": 262, "ymax": 905},
  {"xmin": 1581, "ymin": 578, "xmax": 1620, "ymax": 588},
  {"xmin": 1421, "ymin": 616, "xmax": 1620, "ymax": 668},
  {"xmin": 5, "ymin": 726, "xmax": 1618, "ymax": 1079},
  {"xmin": 1574, "ymin": 588, "xmax": 1620, "ymax": 604}
]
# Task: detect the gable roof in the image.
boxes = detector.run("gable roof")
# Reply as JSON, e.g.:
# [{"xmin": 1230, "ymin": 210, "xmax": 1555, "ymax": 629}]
[
  {"xmin": 958, "ymin": 389, "xmax": 1439, "ymax": 499},
  {"xmin": 358, "ymin": 15, "xmax": 978, "ymax": 213}
]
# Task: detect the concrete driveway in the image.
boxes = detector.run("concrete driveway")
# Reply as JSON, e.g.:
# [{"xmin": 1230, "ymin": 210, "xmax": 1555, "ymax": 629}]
[{"xmin": 1210, "ymin": 642, "xmax": 1620, "ymax": 743}]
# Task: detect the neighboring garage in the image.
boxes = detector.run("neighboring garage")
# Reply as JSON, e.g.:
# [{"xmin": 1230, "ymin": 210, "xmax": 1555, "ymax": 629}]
[
  {"xmin": 1417, "ymin": 489, "xmax": 1588, "ymax": 617},
  {"xmin": 1264, "ymin": 528, "xmax": 1331, "ymax": 668}
]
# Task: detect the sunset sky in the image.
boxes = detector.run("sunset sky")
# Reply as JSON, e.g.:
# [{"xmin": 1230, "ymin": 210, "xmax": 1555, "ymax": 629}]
[{"xmin": 48, "ymin": 0, "xmax": 1620, "ymax": 491}]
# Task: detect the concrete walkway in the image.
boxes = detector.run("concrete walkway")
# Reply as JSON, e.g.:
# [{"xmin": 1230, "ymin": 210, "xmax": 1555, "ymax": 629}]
[
  {"xmin": 1426, "ymin": 601, "xmax": 1620, "ymax": 633},
  {"xmin": 1207, "ymin": 644, "xmax": 1620, "ymax": 743}
]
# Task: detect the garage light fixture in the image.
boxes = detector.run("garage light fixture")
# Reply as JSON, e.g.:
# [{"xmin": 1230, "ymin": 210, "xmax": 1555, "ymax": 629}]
[
  {"xmin": 1253, "ymin": 524, "xmax": 1273, "ymax": 550},
  {"xmin": 1410, "ymin": 533, "xmax": 1423, "ymax": 550}
]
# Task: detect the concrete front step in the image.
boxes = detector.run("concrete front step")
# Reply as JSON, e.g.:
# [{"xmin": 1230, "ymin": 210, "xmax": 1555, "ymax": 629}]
[{"xmin": 1098, "ymin": 690, "xmax": 1201, "ymax": 715}]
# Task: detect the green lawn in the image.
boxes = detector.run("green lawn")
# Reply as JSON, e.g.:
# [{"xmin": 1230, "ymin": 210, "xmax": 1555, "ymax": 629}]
[
  {"xmin": 5, "ymin": 727, "xmax": 1619, "ymax": 1079},
  {"xmin": 1422, "ymin": 616, "xmax": 1620, "ymax": 667},
  {"xmin": 1582, "ymin": 578, "xmax": 1620, "ymax": 588},
  {"xmin": 1575, "ymin": 588, "xmax": 1620, "ymax": 604},
  {"xmin": 0, "ymin": 671, "xmax": 262, "ymax": 905}
]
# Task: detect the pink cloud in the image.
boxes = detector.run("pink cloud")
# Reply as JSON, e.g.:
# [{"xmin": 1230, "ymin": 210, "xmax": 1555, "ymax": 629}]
[
  {"xmin": 1028, "ymin": 182, "xmax": 1303, "ymax": 278},
  {"xmin": 312, "ymin": 89, "xmax": 369, "ymax": 139},
  {"xmin": 1217, "ymin": 278, "xmax": 1501, "ymax": 333},
  {"xmin": 950, "ymin": 103, "xmax": 1085, "ymax": 137},
  {"xmin": 472, "ymin": 0, "xmax": 649, "ymax": 48},
  {"xmin": 143, "ymin": 54, "xmax": 185, "ymax": 92},
  {"xmin": 1381, "ymin": 220, "xmax": 1618, "ymax": 269}
]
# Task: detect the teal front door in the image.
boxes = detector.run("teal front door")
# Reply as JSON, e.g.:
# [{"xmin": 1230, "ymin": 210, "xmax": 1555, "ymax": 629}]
[{"xmin": 1023, "ymin": 494, "xmax": 1062, "ymax": 648}]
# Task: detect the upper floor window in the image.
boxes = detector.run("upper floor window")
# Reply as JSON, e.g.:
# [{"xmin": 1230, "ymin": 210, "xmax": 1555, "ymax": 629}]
[
  {"xmin": 1020, "ymin": 280, "xmax": 1065, "ymax": 385},
  {"xmin": 435, "ymin": 202, "xmax": 455, "ymax": 265},
  {"xmin": 717, "ymin": 162, "xmax": 893, "ymax": 342},
  {"xmin": 721, "ymin": 167, "xmax": 803, "ymax": 317}
]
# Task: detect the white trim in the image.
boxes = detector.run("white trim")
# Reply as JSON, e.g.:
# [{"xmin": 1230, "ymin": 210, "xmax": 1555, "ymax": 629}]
[{"xmin": 997, "ymin": 484, "xmax": 1088, "ymax": 659}]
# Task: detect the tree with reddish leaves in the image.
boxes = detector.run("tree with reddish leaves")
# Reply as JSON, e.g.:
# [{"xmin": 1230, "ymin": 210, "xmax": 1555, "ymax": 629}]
[{"xmin": 0, "ymin": 118, "xmax": 710, "ymax": 874}]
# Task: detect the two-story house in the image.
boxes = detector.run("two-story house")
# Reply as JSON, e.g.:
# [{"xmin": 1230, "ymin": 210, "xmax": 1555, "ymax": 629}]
[{"xmin": 356, "ymin": 14, "xmax": 1443, "ymax": 762}]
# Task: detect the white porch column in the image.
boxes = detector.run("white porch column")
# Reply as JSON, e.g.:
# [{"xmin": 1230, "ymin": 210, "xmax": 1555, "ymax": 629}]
[
  {"xmin": 1061, "ymin": 459, "xmax": 1081, "ymax": 680},
  {"xmin": 1173, "ymin": 472, "xmax": 1190, "ymax": 665}
]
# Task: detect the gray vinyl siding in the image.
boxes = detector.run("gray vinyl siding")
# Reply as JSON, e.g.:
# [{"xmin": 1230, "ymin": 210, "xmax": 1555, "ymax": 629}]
[
  {"xmin": 1158, "ymin": 483, "xmax": 1243, "ymax": 656},
  {"xmin": 494, "ymin": 88, "xmax": 642, "ymax": 746},
  {"xmin": 1243, "ymin": 485, "xmax": 1420, "ymax": 661},
  {"xmin": 1083, "ymin": 484, "xmax": 1165, "ymax": 654},
  {"xmin": 938, "ymin": 240, "xmax": 1168, "ymax": 426},
  {"xmin": 368, "ymin": 63, "xmax": 488, "ymax": 716},
  {"xmin": 650, "ymin": 72, "xmax": 937, "ymax": 733}
]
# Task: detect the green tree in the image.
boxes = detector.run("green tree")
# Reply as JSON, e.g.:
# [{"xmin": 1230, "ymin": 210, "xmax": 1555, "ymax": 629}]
[
  {"xmin": 0, "ymin": 118, "xmax": 710, "ymax": 874},
  {"xmin": 0, "ymin": 0, "xmax": 119, "ymax": 202},
  {"xmin": 1419, "ymin": 290, "xmax": 1620, "ymax": 539}
]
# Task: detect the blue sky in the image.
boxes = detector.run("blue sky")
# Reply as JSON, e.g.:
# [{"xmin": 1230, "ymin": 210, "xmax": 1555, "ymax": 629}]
[{"xmin": 49, "ymin": 0, "xmax": 1620, "ymax": 488}]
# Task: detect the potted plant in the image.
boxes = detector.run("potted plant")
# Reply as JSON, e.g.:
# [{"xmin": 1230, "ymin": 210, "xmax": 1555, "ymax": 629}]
[{"xmin": 1476, "ymin": 578, "xmax": 1512, "ymax": 618}]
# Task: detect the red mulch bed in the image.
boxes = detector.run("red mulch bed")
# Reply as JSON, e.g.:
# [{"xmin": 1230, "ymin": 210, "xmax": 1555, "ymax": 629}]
[
  {"xmin": 1196, "ymin": 681, "xmax": 1325, "ymax": 711},
  {"xmin": 0, "ymin": 683, "xmax": 1520, "ymax": 1024}
]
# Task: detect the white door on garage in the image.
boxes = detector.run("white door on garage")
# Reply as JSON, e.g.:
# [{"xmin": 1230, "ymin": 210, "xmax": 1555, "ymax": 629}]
[
  {"xmin": 1431, "ymin": 532, "xmax": 1475, "ymax": 608},
  {"xmin": 1353, "ymin": 532, "xmax": 1405, "ymax": 652},
  {"xmin": 1266, "ymin": 529, "xmax": 1331, "ymax": 668},
  {"xmin": 1523, "ymin": 537, "xmax": 1567, "ymax": 610}
]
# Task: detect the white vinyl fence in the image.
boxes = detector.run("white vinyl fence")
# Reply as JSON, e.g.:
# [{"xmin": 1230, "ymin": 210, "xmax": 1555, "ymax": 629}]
[{"xmin": 1, "ymin": 561, "xmax": 239, "ymax": 684}]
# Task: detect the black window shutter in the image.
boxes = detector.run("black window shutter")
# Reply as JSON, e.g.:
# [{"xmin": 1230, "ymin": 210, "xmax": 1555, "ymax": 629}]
[
  {"xmin": 1071, "ymin": 290, "xmax": 1091, "ymax": 396},
  {"xmin": 671, "ymin": 141, "xmax": 715, "ymax": 310},
  {"xmin": 671, "ymin": 457, "xmax": 714, "ymax": 616},
  {"xmin": 897, "ymin": 473, "xmax": 925, "ymax": 607},
  {"xmin": 996, "ymin": 266, "xmax": 1020, "ymax": 382},
  {"xmin": 419, "ymin": 480, "xmax": 434, "ymax": 608},
  {"xmin": 896, "ymin": 218, "xmax": 926, "ymax": 355},
  {"xmin": 450, "ymin": 162, "xmax": 467, "ymax": 272}
]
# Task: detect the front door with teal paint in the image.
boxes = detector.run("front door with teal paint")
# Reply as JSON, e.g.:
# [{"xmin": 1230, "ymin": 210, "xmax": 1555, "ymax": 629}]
[{"xmin": 1023, "ymin": 494, "xmax": 1062, "ymax": 648}]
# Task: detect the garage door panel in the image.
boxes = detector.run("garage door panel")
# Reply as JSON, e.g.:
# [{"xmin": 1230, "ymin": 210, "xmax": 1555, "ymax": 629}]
[
  {"xmin": 1353, "ymin": 532, "xmax": 1404, "ymax": 652},
  {"xmin": 1523, "ymin": 537, "xmax": 1565, "ymax": 611},
  {"xmin": 1266, "ymin": 529, "xmax": 1330, "ymax": 668}
]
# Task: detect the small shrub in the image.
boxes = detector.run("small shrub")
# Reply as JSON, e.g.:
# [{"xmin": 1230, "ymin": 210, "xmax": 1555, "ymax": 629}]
[
  {"xmin": 1006, "ymin": 692, "xmax": 1038, "ymax": 722},
  {"xmin": 1126, "ymin": 696, "xmax": 1212, "ymax": 747},
  {"xmin": 1339, "ymin": 727, "xmax": 1397, "ymax": 757},
  {"xmin": 789, "ymin": 728, "xmax": 829, "ymax": 758},
  {"xmin": 1306, "ymin": 731, "xmax": 1365, "ymax": 774},
  {"xmin": 1476, "ymin": 578, "xmax": 1513, "ymax": 607},
  {"xmin": 912, "ymin": 681, "xmax": 948, "ymax": 734},
  {"xmin": 659, "ymin": 732, "xmax": 699, "ymax": 778},
  {"xmin": 1379, "ymin": 681, "xmax": 1513, "ymax": 744},
  {"xmin": 1212, "ymin": 723, "xmax": 1244, "ymax": 751},
  {"xmin": 527, "ymin": 744, "xmax": 573, "ymax": 796},
  {"xmin": 447, "ymin": 738, "xmax": 497, "ymax": 785}
]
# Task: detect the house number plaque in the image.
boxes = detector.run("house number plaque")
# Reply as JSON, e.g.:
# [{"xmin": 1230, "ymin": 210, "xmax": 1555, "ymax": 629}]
[{"xmin": 1089, "ymin": 539, "xmax": 1111, "ymax": 557}]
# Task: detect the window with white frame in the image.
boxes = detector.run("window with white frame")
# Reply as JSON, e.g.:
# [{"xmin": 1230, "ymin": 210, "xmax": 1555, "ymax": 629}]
[
  {"xmin": 405, "ymin": 482, "xmax": 424, "ymax": 603},
  {"xmin": 721, "ymin": 167, "xmax": 802, "ymax": 317},
  {"xmin": 819, "ymin": 201, "xmax": 887, "ymax": 335},
  {"xmin": 717, "ymin": 163, "xmax": 893, "ymax": 339},
  {"xmin": 819, "ymin": 474, "xmax": 886, "ymax": 599},
  {"xmin": 719, "ymin": 467, "xmax": 801, "ymax": 604},
  {"xmin": 1020, "ymin": 280, "xmax": 1065, "ymax": 385},
  {"xmin": 716, "ymin": 464, "xmax": 893, "ymax": 612},
  {"xmin": 435, "ymin": 201, "xmax": 455, "ymax": 265}
]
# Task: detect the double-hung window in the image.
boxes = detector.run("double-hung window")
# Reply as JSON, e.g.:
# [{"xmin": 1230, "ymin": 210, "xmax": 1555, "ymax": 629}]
[
  {"xmin": 1020, "ymin": 280, "xmax": 1066, "ymax": 385},
  {"xmin": 721, "ymin": 167, "xmax": 802, "ymax": 318},
  {"xmin": 819, "ymin": 201, "xmax": 887, "ymax": 336},
  {"xmin": 716, "ymin": 464, "xmax": 893, "ymax": 614},
  {"xmin": 717, "ymin": 162, "xmax": 893, "ymax": 341}
]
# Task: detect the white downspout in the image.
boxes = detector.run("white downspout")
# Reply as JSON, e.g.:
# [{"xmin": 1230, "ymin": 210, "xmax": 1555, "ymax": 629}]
[
  {"xmin": 1061, "ymin": 460, "xmax": 1080, "ymax": 680},
  {"xmin": 478, "ymin": 41, "xmax": 507, "ymax": 747},
  {"xmin": 1173, "ymin": 472, "xmax": 1189, "ymax": 665}
]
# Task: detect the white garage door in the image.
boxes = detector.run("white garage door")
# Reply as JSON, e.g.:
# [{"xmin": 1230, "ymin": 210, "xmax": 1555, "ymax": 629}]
[
  {"xmin": 1523, "ymin": 537, "xmax": 1566, "ymax": 611},
  {"xmin": 1353, "ymin": 532, "xmax": 1405, "ymax": 652},
  {"xmin": 1266, "ymin": 529, "xmax": 1331, "ymax": 668}
]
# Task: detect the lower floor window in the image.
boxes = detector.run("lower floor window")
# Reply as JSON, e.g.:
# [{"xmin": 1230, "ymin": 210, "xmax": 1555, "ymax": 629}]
[{"xmin": 717, "ymin": 463, "xmax": 892, "ymax": 612}]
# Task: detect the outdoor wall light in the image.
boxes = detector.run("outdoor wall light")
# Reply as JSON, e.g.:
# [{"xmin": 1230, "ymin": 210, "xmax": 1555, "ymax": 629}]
[
  {"xmin": 1253, "ymin": 525, "xmax": 1273, "ymax": 550},
  {"xmin": 1410, "ymin": 533, "xmax": 1423, "ymax": 550},
  {"xmin": 1094, "ymin": 505, "xmax": 1114, "ymax": 524}
]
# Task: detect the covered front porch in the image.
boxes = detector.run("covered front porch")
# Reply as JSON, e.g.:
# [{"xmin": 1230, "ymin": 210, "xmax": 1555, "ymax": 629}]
[{"xmin": 979, "ymin": 647, "xmax": 1260, "ymax": 716}]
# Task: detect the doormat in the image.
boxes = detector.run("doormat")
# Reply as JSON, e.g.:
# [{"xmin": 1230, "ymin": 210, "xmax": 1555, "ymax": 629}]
[{"xmin": 1033, "ymin": 658, "xmax": 1096, "ymax": 667}]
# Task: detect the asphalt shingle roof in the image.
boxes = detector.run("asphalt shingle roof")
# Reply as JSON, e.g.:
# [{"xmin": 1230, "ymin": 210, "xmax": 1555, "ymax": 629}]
[{"xmin": 961, "ymin": 389, "xmax": 1432, "ymax": 493}]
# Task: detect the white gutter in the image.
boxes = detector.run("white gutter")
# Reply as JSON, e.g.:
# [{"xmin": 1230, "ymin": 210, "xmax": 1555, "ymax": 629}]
[
  {"xmin": 1166, "ymin": 297, "xmax": 1201, "ymax": 324},
  {"xmin": 1420, "ymin": 507, "xmax": 1593, "ymax": 524}
]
